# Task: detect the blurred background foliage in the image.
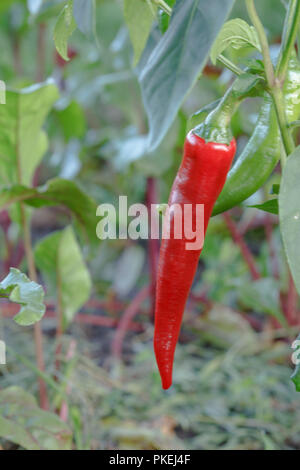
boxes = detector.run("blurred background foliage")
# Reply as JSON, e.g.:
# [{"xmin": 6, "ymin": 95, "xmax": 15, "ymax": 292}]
[{"xmin": 0, "ymin": 0, "xmax": 299, "ymax": 450}]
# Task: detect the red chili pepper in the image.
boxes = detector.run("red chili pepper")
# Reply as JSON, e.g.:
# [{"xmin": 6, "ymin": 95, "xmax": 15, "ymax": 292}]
[{"xmin": 154, "ymin": 131, "xmax": 236, "ymax": 389}]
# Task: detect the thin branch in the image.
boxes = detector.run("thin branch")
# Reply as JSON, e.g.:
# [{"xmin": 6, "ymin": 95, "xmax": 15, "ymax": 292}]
[
  {"xmin": 111, "ymin": 286, "xmax": 150, "ymax": 360},
  {"xmin": 223, "ymin": 212, "xmax": 261, "ymax": 281}
]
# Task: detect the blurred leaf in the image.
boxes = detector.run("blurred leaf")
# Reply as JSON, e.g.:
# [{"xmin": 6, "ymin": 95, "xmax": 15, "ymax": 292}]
[
  {"xmin": 54, "ymin": 0, "xmax": 76, "ymax": 61},
  {"xmin": 124, "ymin": 0, "xmax": 156, "ymax": 66},
  {"xmin": 35, "ymin": 226, "xmax": 92, "ymax": 327},
  {"xmin": 73, "ymin": 0, "xmax": 95, "ymax": 37},
  {"xmin": 279, "ymin": 146, "xmax": 300, "ymax": 296},
  {"xmin": 0, "ymin": 386, "xmax": 72, "ymax": 450},
  {"xmin": 27, "ymin": 0, "xmax": 43, "ymax": 15},
  {"xmin": 0, "ymin": 178, "xmax": 98, "ymax": 244},
  {"xmin": 113, "ymin": 245, "xmax": 145, "ymax": 297},
  {"xmin": 237, "ymin": 278, "xmax": 286, "ymax": 325},
  {"xmin": 249, "ymin": 199, "xmax": 279, "ymax": 215},
  {"xmin": 0, "ymin": 268, "xmax": 45, "ymax": 326},
  {"xmin": 271, "ymin": 184, "xmax": 280, "ymax": 195},
  {"xmin": 211, "ymin": 19, "xmax": 261, "ymax": 65},
  {"xmin": 55, "ymin": 100, "xmax": 86, "ymax": 141},
  {"xmin": 231, "ymin": 73, "xmax": 263, "ymax": 97},
  {"xmin": 0, "ymin": 80, "xmax": 59, "ymax": 186},
  {"xmin": 138, "ymin": 0, "xmax": 235, "ymax": 150}
]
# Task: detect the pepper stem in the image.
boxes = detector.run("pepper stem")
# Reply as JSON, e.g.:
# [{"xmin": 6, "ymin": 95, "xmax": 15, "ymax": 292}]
[{"xmin": 193, "ymin": 87, "xmax": 242, "ymax": 145}]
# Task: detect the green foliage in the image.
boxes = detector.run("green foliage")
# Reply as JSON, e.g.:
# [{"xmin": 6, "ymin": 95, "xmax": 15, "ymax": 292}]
[
  {"xmin": 54, "ymin": 0, "xmax": 77, "ymax": 61},
  {"xmin": 0, "ymin": 178, "xmax": 98, "ymax": 244},
  {"xmin": 124, "ymin": 0, "xmax": 156, "ymax": 66},
  {"xmin": 211, "ymin": 19, "xmax": 261, "ymax": 65},
  {"xmin": 138, "ymin": 0, "xmax": 235, "ymax": 149},
  {"xmin": 0, "ymin": 81, "xmax": 59, "ymax": 186},
  {"xmin": 0, "ymin": 386, "xmax": 72, "ymax": 450},
  {"xmin": 279, "ymin": 146, "xmax": 300, "ymax": 296},
  {"xmin": 35, "ymin": 226, "xmax": 92, "ymax": 327},
  {"xmin": 249, "ymin": 199, "xmax": 279, "ymax": 215},
  {"xmin": 0, "ymin": 268, "xmax": 45, "ymax": 326}
]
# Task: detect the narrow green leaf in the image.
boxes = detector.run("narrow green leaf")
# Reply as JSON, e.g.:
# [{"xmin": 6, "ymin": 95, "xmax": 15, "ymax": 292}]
[
  {"xmin": 124, "ymin": 0, "xmax": 156, "ymax": 66},
  {"xmin": 0, "ymin": 178, "xmax": 98, "ymax": 244},
  {"xmin": 211, "ymin": 19, "xmax": 261, "ymax": 65},
  {"xmin": 249, "ymin": 199, "xmax": 279, "ymax": 215},
  {"xmin": 54, "ymin": 0, "xmax": 77, "ymax": 61},
  {"xmin": 35, "ymin": 226, "xmax": 92, "ymax": 327},
  {"xmin": 138, "ymin": 0, "xmax": 235, "ymax": 150},
  {"xmin": 0, "ymin": 268, "xmax": 45, "ymax": 326},
  {"xmin": 279, "ymin": 146, "xmax": 300, "ymax": 295},
  {"xmin": 0, "ymin": 387, "xmax": 72, "ymax": 450}
]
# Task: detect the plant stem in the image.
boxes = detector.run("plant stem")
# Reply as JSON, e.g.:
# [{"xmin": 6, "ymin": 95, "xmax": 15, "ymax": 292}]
[
  {"xmin": 218, "ymin": 54, "xmax": 243, "ymax": 76},
  {"xmin": 276, "ymin": 0, "xmax": 300, "ymax": 81},
  {"xmin": 20, "ymin": 203, "xmax": 49, "ymax": 410},
  {"xmin": 246, "ymin": 0, "xmax": 295, "ymax": 163},
  {"xmin": 16, "ymin": 110, "xmax": 48, "ymax": 410}
]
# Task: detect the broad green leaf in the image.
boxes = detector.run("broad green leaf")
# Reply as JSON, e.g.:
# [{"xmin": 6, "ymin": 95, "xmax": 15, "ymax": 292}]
[
  {"xmin": 35, "ymin": 226, "xmax": 92, "ymax": 327},
  {"xmin": 0, "ymin": 80, "xmax": 59, "ymax": 186},
  {"xmin": 279, "ymin": 146, "xmax": 300, "ymax": 295},
  {"xmin": 0, "ymin": 386, "xmax": 72, "ymax": 450},
  {"xmin": 54, "ymin": 0, "xmax": 77, "ymax": 61},
  {"xmin": 0, "ymin": 178, "xmax": 98, "ymax": 244},
  {"xmin": 0, "ymin": 268, "xmax": 45, "ymax": 326},
  {"xmin": 138, "ymin": 0, "xmax": 235, "ymax": 150},
  {"xmin": 210, "ymin": 19, "xmax": 261, "ymax": 65},
  {"xmin": 73, "ymin": 0, "xmax": 95, "ymax": 37},
  {"xmin": 237, "ymin": 278, "xmax": 286, "ymax": 326},
  {"xmin": 55, "ymin": 100, "xmax": 86, "ymax": 141},
  {"xmin": 291, "ymin": 334, "xmax": 300, "ymax": 392},
  {"xmin": 124, "ymin": 0, "xmax": 156, "ymax": 66},
  {"xmin": 249, "ymin": 199, "xmax": 279, "ymax": 215}
]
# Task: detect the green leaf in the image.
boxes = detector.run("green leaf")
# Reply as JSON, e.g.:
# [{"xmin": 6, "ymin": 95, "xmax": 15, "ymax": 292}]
[
  {"xmin": 271, "ymin": 184, "xmax": 280, "ymax": 195},
  {"xmin": 0, "ymin": 81, "xmax": 59, "ymax": 186},
  {"xmin": 73, "ymin": 0, "xmax": 95, "ymax": 37},
  {"xmin": 138, "ymin": 0, "xmax": 235, "ymax": 150},
  {"xmin": 232, "ymin": 73, "xmax": 263, "ymax": 97},
  {"xmin": 0, "ymin": 386, "xmax": 72, "ymax": 450},
  {"xmin": 279, "ymin": 146, "xmax": 300, "ymax": 296},
  {"xmin": 291, "ymin": 334, "xmax": 300, "ymax": 392},
  {"xmin": 237, "ymin": 278, "xmax": 286, "ymax": 326},
  {"xmin": 54, "ymin": 0, "xmax": 77, "ymax": 61},
  {"xmin": 187, "ymin": 99, "xmax": 221, "ymax": 133},
  {"xmin": 249, "ymin": 199, "xmax": 279, "ymax": 215},
  {"xmin": 35, "ymin": 226, "xmax": 92, "ymax": 327},
  {"xmin": 211, "ymin": 19, "xmax": 261, "ymax": 65},
  {"xmin": 0, "ymin": 178, "xmax": 98, "ymax": 244},
  {"xmin": 124, "ymin": 0, "xmax": 156, "ymax": 66},
  {"xmin": 0, "ymin": 268, "xmax": 45, "ymax": 326},
  {"xmin": 55, "ymin": 100, "xmax": 86, "ymax": 141}
]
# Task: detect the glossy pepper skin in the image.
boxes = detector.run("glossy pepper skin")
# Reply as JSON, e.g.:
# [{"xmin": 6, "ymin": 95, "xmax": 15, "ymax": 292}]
[
  {"xmin": 212, "ymin": 53, "xmax": 300, "ymax": 216},
  {"xmin": 154, "ymin": 132, "xmax": 236, "ymax": 390}
]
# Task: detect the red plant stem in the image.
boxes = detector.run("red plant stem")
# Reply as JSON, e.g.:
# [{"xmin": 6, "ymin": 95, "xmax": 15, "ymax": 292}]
[
  {"xmin": 1, "ymin": 303, "xmax": 143, "ymax": 332},
  {"xmin": 111, "ymin": 286, "xmax": 150, "ymax": 359},
  {"xmin": 146, "ymin": 178, "xmax": 160, "ymax": 319},
  {"xmin": 223, "ymin": 212, "xmax": 261, "ymax": 281},
  {"xmin": 286, "ymin": 272, "xmax": 298, "ymax": 326},
  {"xmin": 59, "ymin": 340, "xmax": 76, "ymax": 423},
  {"xmin": 265, "ymin": 215, "xmax": 280, "ymax": 280},
  {"xmin": 36, "ymin": 23, "xmax": 46, "ymax": 82}
]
